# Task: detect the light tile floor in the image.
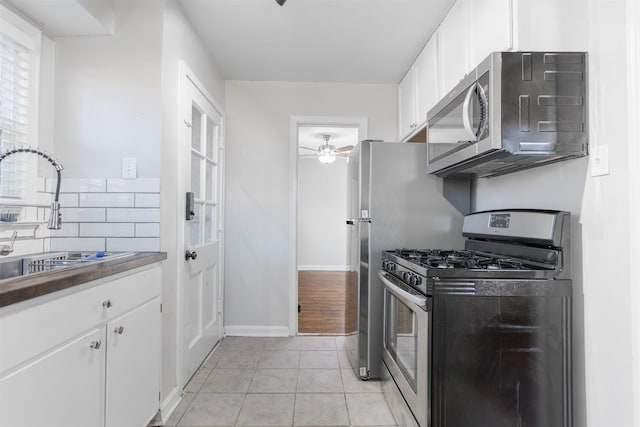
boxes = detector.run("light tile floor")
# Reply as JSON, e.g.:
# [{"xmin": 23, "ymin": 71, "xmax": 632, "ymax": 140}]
[{"xmin": 164, "ymin": 336, "xmax": 397, "ymax": 427}]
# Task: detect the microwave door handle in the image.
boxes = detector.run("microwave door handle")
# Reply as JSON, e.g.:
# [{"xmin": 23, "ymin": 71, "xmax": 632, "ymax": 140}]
[{"xmin": 462, "ymin": 83, "xmax": 479, "ymax": 142}]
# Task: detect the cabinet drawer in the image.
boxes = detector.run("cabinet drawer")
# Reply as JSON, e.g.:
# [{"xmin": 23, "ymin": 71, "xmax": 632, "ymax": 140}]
[{"xmin": 0, "ymin": 265, "xmax": 161, "ymax": 374}]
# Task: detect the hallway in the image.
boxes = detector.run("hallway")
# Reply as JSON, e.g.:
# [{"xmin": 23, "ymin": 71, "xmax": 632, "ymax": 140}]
[{"xmin": 163, "ymin": 336, "xmax": 397, "ymax": 427}]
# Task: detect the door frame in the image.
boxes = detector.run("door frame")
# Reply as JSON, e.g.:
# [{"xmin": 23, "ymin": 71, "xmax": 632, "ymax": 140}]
[
  {"xmin": 176, "ymin": 61, "xmax": 226, "ymax": 389},
  {"xmin": 627, "ymin": 1, "xmax": 640, "ymax": 424},
  {"xmin": 288, "ymin": 116, "xmax": 368, "ymax": 336}
]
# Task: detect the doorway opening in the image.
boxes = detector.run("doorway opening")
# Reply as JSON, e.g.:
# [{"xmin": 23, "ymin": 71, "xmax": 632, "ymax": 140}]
[{"xmin": 289, "ymin": 116, "xmax": 367, "ymax": 336}]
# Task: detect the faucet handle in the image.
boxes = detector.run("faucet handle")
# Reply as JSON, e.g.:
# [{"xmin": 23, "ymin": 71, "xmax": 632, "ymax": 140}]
[{"xmin": 0, "ymin": 231, "xmax": 17, "ymax": 256}]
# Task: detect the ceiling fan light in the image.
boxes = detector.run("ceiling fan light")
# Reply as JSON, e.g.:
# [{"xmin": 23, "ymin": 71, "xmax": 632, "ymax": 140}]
[
  {"xmin": 275, "ymin": 0, "xmax": 287, "ymax": 5},
  {"xmin": 318, "ymin": 153, "xmax": 336, "ymax": 164}
]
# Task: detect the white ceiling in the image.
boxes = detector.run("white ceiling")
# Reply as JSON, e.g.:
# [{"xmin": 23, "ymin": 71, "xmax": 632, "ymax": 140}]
[
  {"xmin": 5, "ymin": 0, "xmax": 454, "ymax": 82},
  {"xmin": 178, "ymin": 0, "xmax": 455, "ymax": 83}
]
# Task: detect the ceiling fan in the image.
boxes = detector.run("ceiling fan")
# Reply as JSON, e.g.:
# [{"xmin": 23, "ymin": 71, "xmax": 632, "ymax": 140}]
[{"xmin": 299, "ymin": 134, "xmax": 354, "ymax": 164}]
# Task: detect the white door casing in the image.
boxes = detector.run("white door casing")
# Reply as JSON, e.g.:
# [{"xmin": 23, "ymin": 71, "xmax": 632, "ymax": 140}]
[
  {"xmin": 288, "ymin": 116, "xmax": 368, "ymax": 336},
  {"xmin": 178, "ymin": 63, "xmax": 225, "ymax": 387}
]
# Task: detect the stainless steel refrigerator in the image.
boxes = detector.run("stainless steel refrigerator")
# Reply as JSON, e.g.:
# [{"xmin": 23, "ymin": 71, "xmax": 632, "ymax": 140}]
[{"xmin": 345, "ymin": 140, "xmax": 464, "ymax": 379}]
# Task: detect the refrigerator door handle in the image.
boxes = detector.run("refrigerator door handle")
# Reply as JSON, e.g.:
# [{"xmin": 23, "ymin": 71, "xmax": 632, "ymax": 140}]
[{"xmin": 346, "ymin": 218, "xmax": 372, "ymax": 224}]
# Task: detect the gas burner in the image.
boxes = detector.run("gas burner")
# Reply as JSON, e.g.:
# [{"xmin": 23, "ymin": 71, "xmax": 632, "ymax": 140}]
[{"xmin": 476, "ymin": 258, "xmax": 524, "ymax": 270}]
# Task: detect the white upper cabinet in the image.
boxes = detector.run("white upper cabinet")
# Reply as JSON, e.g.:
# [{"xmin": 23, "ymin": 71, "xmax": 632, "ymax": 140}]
[
  {"xmin": 415, "ymin": 32, "xmax": 440, "ymax": 123},
  {"xmin": 468, "ymin": 0, "xmax": 513, "ymax": 68},
  {"xmin": 438, "ymin": 0, "xmax": 469, "ymax": 97},
  {"xmin": 398, "ymin": 67, "xmax": 418, "ymax": 140}
]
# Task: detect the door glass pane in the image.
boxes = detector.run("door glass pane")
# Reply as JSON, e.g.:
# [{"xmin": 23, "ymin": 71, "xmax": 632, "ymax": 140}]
[
  {"xmin": 191, "ymin": 154, "xmax": 201, "ymax": 199},
  {"xmin": 205, "ymin": 204, "xmax": 216, "ymax": 243},
  {"xmin": 189, "ymin": 203, "xmax": 202, "ymax": 246},
  {"xmin": 205, "ymin": 161, "xmax": 215, "ymax": 201},
  {"xmin": 206, "ymin": 117, "xmax": 217, "ymax": 162},
  {"xmin": 385, "ymin": 291, "xmax": 418, "ymax": 391},
  {"xmin": 191, "ymin": 104, "xmax": 202, "ymax": 151}
]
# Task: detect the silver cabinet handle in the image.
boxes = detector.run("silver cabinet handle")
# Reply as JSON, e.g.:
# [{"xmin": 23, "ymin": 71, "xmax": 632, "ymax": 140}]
[
  {"xmin": 102, "ymin": 299, "xmax": 113, "ymax": 309},
  {"xmin": 185, "ymin": 250, "xmax": 198, "ymax": 261},
  {"xmin": 89, "ymin": 340, "xmax": 102, "ymax": 350},
  {"xmin": 114, "ymin": 326, "xmax": 124, "ymax": 335}
]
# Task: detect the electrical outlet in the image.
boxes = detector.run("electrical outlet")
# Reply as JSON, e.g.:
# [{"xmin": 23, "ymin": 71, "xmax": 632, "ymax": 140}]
[
  {"xmin": 591, "ymin": 145, "xmax": 610, "ymax": 177},
  {"xmin": 122, "ymin": 157, "xmax": 137, "ymax": 179}
]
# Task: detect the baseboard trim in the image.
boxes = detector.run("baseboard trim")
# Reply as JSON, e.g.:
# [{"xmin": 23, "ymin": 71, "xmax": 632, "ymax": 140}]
[
  {"xmin": 297, "ymin": 265, "xmax": 349, "ymax": 271},
  {"xmin": 159, "ymin": 386, "xmax": 182, "ymax": 424},
  {"xmin": 224, "ymin": 325, "xmax": 290, "ymax": 337}
]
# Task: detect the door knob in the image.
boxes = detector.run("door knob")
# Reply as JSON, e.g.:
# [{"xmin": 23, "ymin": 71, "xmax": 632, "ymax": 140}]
[{"xmin": 185, "ymin": 250, "xmax": 198, "ymax": 261}]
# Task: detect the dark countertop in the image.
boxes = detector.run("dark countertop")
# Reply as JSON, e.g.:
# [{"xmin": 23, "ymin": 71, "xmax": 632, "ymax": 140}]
[{"xmin": 0, "ymin": 252, "xmax": 167, "ymax": 309}]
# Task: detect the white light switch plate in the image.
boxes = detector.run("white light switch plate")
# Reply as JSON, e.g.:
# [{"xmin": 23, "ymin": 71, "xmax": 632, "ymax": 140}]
[
  {"xmin": 122, "ymin": 157, "xmax": 137, "ymax": 179},
  {"xmin": 591, "ymin": 144, "xmax": 610, "ymax": 177}
]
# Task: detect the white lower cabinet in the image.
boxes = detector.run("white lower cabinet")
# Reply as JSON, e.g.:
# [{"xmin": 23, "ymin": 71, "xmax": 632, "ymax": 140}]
[
  {"xmin": 0, "ymin": 328, "xmax": 106, "ymax": 427},
  {"xmin": 0, "ymin": 265, "xmax": 162, "ymax": 427},
  {"xmin": 106, "ymin": 298, "xmax": 160, "ymax": 427}
]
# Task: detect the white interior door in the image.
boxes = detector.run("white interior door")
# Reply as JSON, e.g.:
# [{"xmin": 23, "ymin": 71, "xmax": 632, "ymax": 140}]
[{"xmin": 181, "ymin": 73, "xmax": 224, "ymax": 384}]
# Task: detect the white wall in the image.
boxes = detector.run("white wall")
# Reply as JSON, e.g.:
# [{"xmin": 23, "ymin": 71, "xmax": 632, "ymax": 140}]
[
  {"xmin": 297, "ymin": 158, "xmax": 348, "ymax": 269},
  {"xmin": 473, "ymin": 2, "xmax": 634, "ymax": 426},
  {"xmin": 159, "ymin": 0, "xmax": 226, "ymax": 411},
  {"xmin": 224, "ymin": 81, "xmax": 396, "ymax": 331},
  {"xmin": 52, "ymin": 0, "xmax": 163, "ymax": 179}
]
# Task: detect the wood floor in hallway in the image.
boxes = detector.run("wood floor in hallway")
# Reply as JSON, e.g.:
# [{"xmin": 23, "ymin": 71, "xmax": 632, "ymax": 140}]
[{"xmin": 297, "ymin": 271, "xmax": 357, "ymax": 334}]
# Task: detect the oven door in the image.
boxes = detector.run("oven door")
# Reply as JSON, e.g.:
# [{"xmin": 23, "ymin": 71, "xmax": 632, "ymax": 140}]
[{"xmin": 379, "ymin": 271, "xmax": 431, "ymax": 427}]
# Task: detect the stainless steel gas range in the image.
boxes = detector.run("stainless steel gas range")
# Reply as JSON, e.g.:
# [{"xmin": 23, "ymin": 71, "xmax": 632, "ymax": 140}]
[{"xmin": 379, "ymin": 209, "xmax": 573, "ymax": 427}]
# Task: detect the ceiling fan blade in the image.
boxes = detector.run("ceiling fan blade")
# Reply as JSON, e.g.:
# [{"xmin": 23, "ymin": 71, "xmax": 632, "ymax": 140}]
[
  {"xmin": 337, "ymin": 152, "xmax": 350, "ymax": 157},
  {"xmin": 335, "ymin": 145, "xmax": 354, "ymax": 153},
  {"xmin": 299, "ymin": 146, "xmax": 317, "ymax": 152}
]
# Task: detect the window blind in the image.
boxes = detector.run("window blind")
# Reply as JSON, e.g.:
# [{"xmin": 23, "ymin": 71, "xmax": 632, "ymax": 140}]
[{"xmin": 0, "ymin": 30, "xmax": 31, "ymax": 199}]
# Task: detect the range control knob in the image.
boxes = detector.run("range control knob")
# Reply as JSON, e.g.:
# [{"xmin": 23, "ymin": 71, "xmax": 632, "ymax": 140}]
[
  {"xmin": 410, "ymin": 275, "xmax": 420, "ymax": 287},
  {"xmin": 402, "ymin": 271, "xmax": 412, "ymax": 282}
]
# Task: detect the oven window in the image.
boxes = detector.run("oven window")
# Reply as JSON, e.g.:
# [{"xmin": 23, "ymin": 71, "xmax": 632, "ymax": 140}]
[{"xmin": 385, "ymin": 289, "xmax": 419, "ymax": 391}]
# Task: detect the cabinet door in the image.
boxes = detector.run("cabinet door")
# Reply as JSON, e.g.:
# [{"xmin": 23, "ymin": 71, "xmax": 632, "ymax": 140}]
[
  {"xmin": 0, "ymin": 328, "xmax": 105, "ymax": 427},
  {"xmin": 398, "ymin": 67, "xmax": 417, "ymax": 140},
  {"xmin": 415, "ymin": 33, "xmax": 439, "ymax": 121},
  {"xmin": 468, "ymin": 0, "xmax": 513, "ymax": 67},
  {"xmin": 105, "ymin": 298, "xmax": 160, "ymax": 427},
  {"xmin": 438, "ymin": 0, "xmax": 469, "ymax": 96}
]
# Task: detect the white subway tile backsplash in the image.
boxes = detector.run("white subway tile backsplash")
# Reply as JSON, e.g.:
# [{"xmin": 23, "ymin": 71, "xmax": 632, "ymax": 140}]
[
  {"xmin": 48, "ymin": 178, "xmax": 106, "ymax": 193},
  {"xmin": 48, "ymin": 177, "xmax": 163, "ymax": 252},
  {"xmin": 51, "ymin": 237, "xmax": 106, "ymax": 252},
  {"xmin": 135, "ymin": 223, "xmax": 160, "ymax": 238},
  {"xmin": 63, "ymin": 208, "xmax": 106, "ymax": 222},
  {"xmin": 107, "ymin": 238, "xmax": 160, "ymax": 252},
  {"xmin": 134, "ymin": 193, "xmax": 160, "ymax": 208},
  {"xmin": 79, "ymin": 193, "xmax": 135, "ymax": 208},
  {"xmin": 107, "ymin": 208, "xmax": 159, "ymax": 223},
  {"xmin": 80, "ymin": 223, "xmax": 134, "ymax": 237},
  {"xmin": 49, "ymin": 223, "xmax": 80, "ymax": 238},
  {"xmin": 107, "ymin": 178, "xmax": 160, "ymax": 193},
  {"xmin": 59, "ymin": 193, "xmax": 79, "ymax": 208}
]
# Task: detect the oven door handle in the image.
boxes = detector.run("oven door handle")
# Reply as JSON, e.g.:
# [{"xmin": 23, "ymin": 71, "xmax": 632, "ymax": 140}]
[{"xmin": 379, "ymin": 271, "xmax": 428, "ymax": 311}]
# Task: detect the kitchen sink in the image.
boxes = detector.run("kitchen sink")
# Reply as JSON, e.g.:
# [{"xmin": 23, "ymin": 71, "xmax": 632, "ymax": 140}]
[{"xmin": 0, "ymin": 251, "xmax": 136, "ymax": 280}]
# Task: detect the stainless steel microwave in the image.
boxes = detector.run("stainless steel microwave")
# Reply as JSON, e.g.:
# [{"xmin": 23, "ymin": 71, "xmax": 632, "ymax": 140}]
[{"xmin": 426, "ymin": 52, "xmax": 588, "ymax": 178}]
